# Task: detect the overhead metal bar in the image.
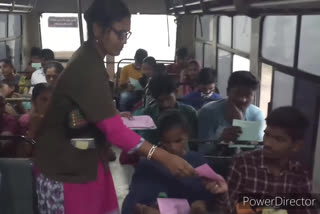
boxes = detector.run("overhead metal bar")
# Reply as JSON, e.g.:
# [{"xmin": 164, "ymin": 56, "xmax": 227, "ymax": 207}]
[
  {"xmin": 77, "ymin": 0, "xmax": 84, "ymax": 45},
  {"xmin": 167, "ymin": 0, "xmax": 320, "ymax": 15},
  {"xmin": 0, "ymin": 2, "xmax": 34, "ymax": 13}
]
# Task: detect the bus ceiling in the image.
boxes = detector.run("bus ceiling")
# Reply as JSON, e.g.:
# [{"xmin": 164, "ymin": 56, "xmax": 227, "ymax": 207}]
[{"xmin": 1, "ymin": 0, "xmax": 320, "ymax": 15}]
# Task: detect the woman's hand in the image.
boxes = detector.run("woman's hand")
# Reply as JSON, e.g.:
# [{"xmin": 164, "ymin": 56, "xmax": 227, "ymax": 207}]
[
  {"xmin": 135, "ymin": 204, "xmax": 160, "ymax": 214},
  {"xmin": 120, "ymin": 111, "xmax": 133, "ymax": 120},
  {"xmin": 161, "ymin": 153, "xmax": 196, "ymax": 177},
  {"xmin": 203, "ymin": 179, "xmax": 228, "ymax": 195}
]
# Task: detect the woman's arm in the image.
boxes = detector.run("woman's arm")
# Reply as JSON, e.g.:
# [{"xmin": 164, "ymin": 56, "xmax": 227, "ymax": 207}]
[{"xmin": 96, "ymin": 115, "xmax": 196, "ymax": 177}]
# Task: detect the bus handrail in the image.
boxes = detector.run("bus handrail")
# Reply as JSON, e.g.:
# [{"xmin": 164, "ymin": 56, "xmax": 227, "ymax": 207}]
[{"xmin": 0, "ymin": 135, "xmax": 36, "ymax": 145}]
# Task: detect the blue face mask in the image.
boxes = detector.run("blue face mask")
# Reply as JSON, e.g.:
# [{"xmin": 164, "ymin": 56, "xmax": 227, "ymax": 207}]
[{"xmin": 31, "ymin": 63, "xmax": 42, "ymax": 70}]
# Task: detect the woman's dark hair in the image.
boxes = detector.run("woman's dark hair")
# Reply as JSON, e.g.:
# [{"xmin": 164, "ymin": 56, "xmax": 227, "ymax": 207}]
[
  {"xmin": 266, "ymin": 106, "xmax": 309, "ymax": 141},
  {"xmin": 0, "ymin": 58, "xmax": 14, "ymax": 69},
  {"xmin": 227, "ymin": 71, "xmax": 259, "ymax": 91},
  {"xmin": 176, "ymin": 47, "xmax": 188, "ymax": 60},
  {"xmin": 44, "ymin": 61, "xmax": 64, "ymax": 75},
  {"xmin": 149, "ymin": 74, "xmax": 177, "ymax": 99},
  {"xmin": 0, "ymin": 79, "xmax": 17, "ymax": 92},
  {"xmin": 84, "ymin": 0, "xmax": 131, "ymax": 40},
  {"xmin": 198, "ymin": 68, "xmax": 217, "ymax": 85},
  {"xmin": 32, "ymin": 83, "xmax": 52, "ymax": 101},
  {"xmin": 158, "ymin": 109, "xmax": 190, "ymax": 138}
]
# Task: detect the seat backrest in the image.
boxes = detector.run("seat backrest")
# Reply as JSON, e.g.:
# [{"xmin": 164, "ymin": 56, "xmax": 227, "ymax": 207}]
[{"xmin": 0, "ymin": 158, "xmax": 37, "ymax": 214}]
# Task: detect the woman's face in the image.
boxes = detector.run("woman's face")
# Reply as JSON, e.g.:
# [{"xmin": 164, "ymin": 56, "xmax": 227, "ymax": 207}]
[
  {"xmin": 45, "ymin": 67, "xmax": 59, "ymax": 86},
  {"xmin": 96, "ymin": 17, "xmax": 131, "ymax": 56},
  {"xmin": 34, "ymin": 91, "xmax": 52, "ymax": 115},
  {"xmin": 161, "ymin": 127, "xmax": 188, "ymax": 157},
  {"xmin": 186, "ymin": 63, "xmax": 199, "ymax": 80},
  {"xmin": 0, "ymin": 62, "xmax": 14, "ymax": 79}
]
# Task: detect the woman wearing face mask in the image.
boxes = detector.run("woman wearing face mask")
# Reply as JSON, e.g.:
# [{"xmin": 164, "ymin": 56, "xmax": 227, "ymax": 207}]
[{"xmin": 33, "ymin": 1, "xmax": 195, "ymax": 214}]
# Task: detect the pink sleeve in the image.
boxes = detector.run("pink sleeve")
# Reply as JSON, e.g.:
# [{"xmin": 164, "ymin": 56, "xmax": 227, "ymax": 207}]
[
  {"xmin": 2, "ymin": 115, "xmax": 19, "ymax": 135},
  {"xmin": 96, "ymin": 115, "xmax": 142, "ymax": 153}
]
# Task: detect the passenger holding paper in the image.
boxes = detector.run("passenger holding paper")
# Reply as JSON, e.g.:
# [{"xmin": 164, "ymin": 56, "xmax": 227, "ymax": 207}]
[
  {"xmin": 122, "ymin": 110, "xmax": 225, "ymax": 214},
  {"xmin": 198, "ymin": 71, "xmax": 265, "ymax": 153}
]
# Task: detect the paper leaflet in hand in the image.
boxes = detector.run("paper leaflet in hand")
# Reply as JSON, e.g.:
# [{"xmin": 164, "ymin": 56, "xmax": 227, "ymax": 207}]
[
  {"xmin": 157, "ymin": 198, "xmax": 190, "ymax": 214},
  {"xmin": 129, "ymin": 77, "xmax": 143, "ymax": 90},
  {"xmin": 121, "ymin": 115, "xmax": 156, "ymax": 130},
  {"xmin": 195, "ymin": 164, "xmax": 224, "ymax": 181},
  {"xmin": 232, "ymin": 119, "xmax": 264, "ymax": 142}
]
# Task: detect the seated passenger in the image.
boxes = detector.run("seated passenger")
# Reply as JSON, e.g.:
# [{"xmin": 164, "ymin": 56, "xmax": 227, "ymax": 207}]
[
  {"xmin": 0, "ymin": 79, "xmax": 26, "ymax": 114},
  {"xmin": 141, "ymin": 58, "xmax": 166, "ymax": 107},
  {"xmin": 29, "ymin": 48, "xmax": 55, "ymax": 94},
  {"xmin": 139, "ymin": 57, "xmax": 157, "ymax": 87},
  {"xmin": 178, "ymin": 59, "xmax": 201, "ymax": 97},
  {"xmin": 119, "ymin": 48, "xmax": 148, "ymax": 90},
  {"xmin": 19, "ymin": 47, "xmax": 42, "ymax": 95},
  {"xmin": 134, "ymin": 74, "xmax": 197, "ymax": 145},
  {"xmin": 167, "ymin": 47, "xmax": 188, "ymax": 81},
  {"xmin": 181, "ymin": 68, "xmax": 222, "ymax": 110},
  {"xmin": 0, "ymin": 58, "xmax": 20, "ymax": 86},
  {"xmin": 44, "ymin": 61, "xmax": 64, "ymax": 86},
  {"xmin": 122, "ymin": 110, "xmax": 221, "ymax": 214},
  {"xmin": 198, "ymin": 71, "xmax": 264, "ymax": 153},
  {"xmin": 19, "ymin": 62, "xmax": 34, "ymax": 95},
  {"xmin": 19, "ymin": 83, "xmax": 52, "ymax": 137},
  {"xmin": 0, "ymin": 95, "xmax": 19, "ymax": 157},
  {"xmin": 205, "ymin": 106, "xmax": 316, "ymax": 214},
  {"xmin": 119, "ymin": 49, "xmax": 148, "ymax": 111}
]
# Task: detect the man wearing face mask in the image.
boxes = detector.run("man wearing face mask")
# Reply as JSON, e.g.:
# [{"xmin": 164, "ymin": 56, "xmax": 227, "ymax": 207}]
[
  {"xmin": 198, "ymin": 71, "xmax": 265, "ymax": 154},
  {"xmin": 181, "ymin": 68, "xmax": 222, "ymax": 110},
  {"xmin": 29, "ymin": 49, "xmax": 55, "ymax": 94}
]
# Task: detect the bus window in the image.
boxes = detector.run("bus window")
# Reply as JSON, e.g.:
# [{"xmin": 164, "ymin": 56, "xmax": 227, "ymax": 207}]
[
  {"xmin": 232, "ymin": 55, "xmax": 250, "ymax": 72},
  {"xmin": 217, "ymin": 50, "xmax": 232, "ymax": 98},
  {"xmin": 218, "ymin": 16, "xmax": 232, "ymax": 47},
  {"xmin": 259, "ymin": 63, "xmax": 273, "ymax": 116},
  {"xmin": 0, "ymin": 14, "xmax": 7, "ymax": 39},
  {"xmin": 262, "ymin": 16, "xmax": 297, "ymax": 67},
  {"xmin": 115, "ymin": 15, "xmax": 177, "ymax": 64},
  {"xmin": 272, "ymin": 71, "xmax": 294, "ymax": 109},
  {"xmin": 40, "ymin": 13, "xmax": 83, "ymax": 60},
  {"xmin": 298, "ymin": 15, "xmax": 320, "ymax": 77},
  {"xmin": 41, "ymin": 14, "xmax": 177, "ymax": 65},
  {"xmin": 233, "ymin": 16, "xmax": 251, "ymax": 53}
]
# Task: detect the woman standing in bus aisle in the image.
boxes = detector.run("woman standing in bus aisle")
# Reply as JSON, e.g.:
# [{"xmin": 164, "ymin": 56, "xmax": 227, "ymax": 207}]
[{"xmin": 34, "ymin": 0, "xmax": 196, "ymax": 214}]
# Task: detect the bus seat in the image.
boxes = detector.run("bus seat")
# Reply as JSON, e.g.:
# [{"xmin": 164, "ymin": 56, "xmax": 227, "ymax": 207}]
[{"xmin": 0, "ymin": 158, "xmax": 37, "ymax": 214}]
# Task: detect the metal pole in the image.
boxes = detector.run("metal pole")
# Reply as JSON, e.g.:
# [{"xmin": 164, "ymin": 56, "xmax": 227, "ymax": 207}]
[{"xmin": 77, "ymin": 0, "xmax": 84, "ymax": 45}]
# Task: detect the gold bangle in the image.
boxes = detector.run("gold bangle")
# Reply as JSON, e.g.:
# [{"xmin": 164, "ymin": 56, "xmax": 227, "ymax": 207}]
[{"xmin": 147, "ymin": 145, "xmax": 157, "ymax": 160}]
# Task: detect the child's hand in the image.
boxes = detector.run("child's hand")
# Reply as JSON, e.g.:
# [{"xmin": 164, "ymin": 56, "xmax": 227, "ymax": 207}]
[{"xmin": 203, "ymin": 179, "xmax": 228, "ymax": 195}]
